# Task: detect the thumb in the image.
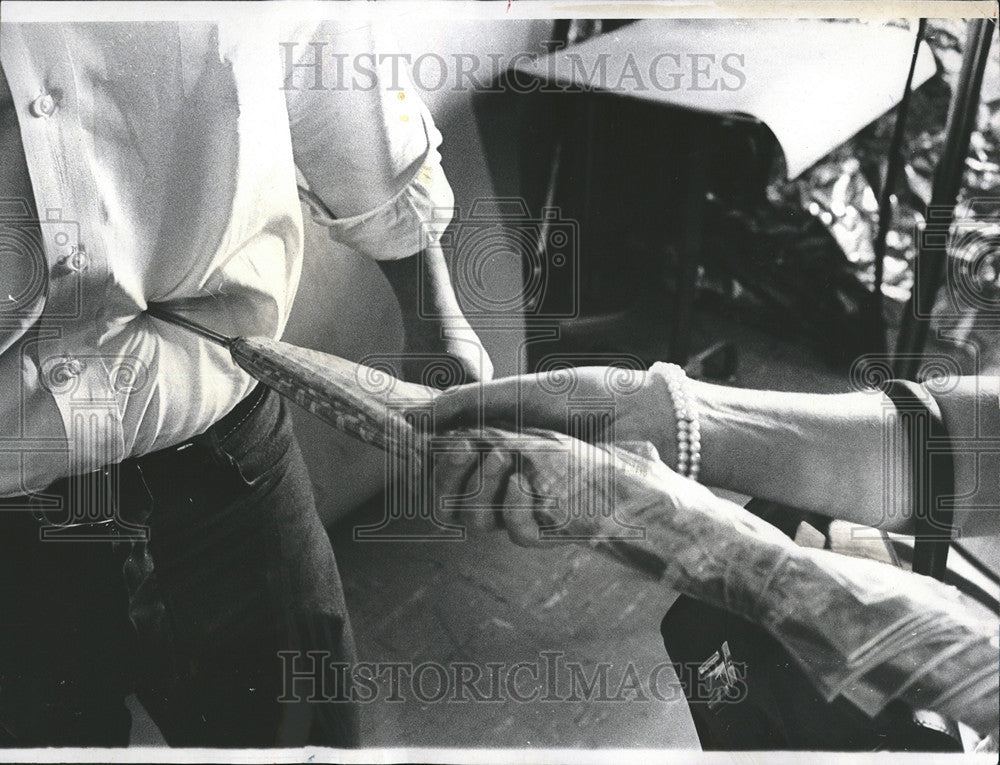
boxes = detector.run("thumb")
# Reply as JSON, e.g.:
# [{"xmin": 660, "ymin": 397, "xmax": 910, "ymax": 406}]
[{"xmin": 499, "ymin": 472, "xmax": 551, "ymax": 548}]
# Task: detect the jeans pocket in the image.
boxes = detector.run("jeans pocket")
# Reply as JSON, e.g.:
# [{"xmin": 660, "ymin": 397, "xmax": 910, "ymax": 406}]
[{"xmin": 210, "ymin": 391, "xmax": 291, "ymax": 489}]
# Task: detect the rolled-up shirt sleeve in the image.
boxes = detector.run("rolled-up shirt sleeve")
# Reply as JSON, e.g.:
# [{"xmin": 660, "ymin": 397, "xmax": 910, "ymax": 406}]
[{"xmin": 283, "ymin": 20, "xmax": 454, "ymax": 261}]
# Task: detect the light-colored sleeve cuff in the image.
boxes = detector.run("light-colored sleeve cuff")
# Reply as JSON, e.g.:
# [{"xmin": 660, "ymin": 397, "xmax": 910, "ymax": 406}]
[{"xmin": 302, "ymin": 112, "xmax": 455, "ymax": 261}]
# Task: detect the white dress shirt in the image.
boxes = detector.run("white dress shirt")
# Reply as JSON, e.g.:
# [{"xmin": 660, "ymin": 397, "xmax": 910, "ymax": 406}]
[{"xmin": 0, "ymin": 18, "xmax": 454, "ymax": 496}]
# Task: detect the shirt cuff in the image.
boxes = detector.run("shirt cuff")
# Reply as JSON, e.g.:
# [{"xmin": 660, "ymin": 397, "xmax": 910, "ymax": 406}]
[{"xmin": 303, "ymin": 112, "xmax": 455, "ymax": 261}]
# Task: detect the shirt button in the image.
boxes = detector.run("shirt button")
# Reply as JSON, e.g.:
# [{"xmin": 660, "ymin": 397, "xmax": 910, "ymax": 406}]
[{"xmin": 28, "ymin": 93, "xmax": 56, "ymax": 118}]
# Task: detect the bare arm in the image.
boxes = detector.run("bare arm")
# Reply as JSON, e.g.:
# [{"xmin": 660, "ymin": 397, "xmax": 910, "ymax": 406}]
[
  {"xmin": 377, "ymin": 242, "xmax": 493, "ymax": 385},
  {"xmin": 689, "ymin": 375, "xmax": 1000, "ymax": 536}
]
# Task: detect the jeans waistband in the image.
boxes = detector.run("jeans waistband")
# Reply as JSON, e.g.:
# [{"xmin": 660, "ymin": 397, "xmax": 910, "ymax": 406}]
[
  {"xmin": 213, "ymin": 382, "xmax": 269, "ymax": 439},
  {"xmin": 26, "ymin": 383, "xmax": 271, "ymax": 532},
  {"xmin": 163, "ymin": 382, "xmax": 269, "ymax": 455}
]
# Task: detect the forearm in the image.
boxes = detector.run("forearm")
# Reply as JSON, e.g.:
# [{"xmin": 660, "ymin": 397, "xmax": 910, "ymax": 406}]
[
  {"xmin": 688, "ymin": 380, "xmax": 909, "ymax": 530},
  {"xmin": 684, "ymin": 376, "xmax": 1000, "ymax": 535},
  {"xmin": 377, "ymin": 243, "xmax": 461, "ymax": 335},
  {"xmin": 377, "ymin": 243, "xmax": 493, "ymax": 384}
]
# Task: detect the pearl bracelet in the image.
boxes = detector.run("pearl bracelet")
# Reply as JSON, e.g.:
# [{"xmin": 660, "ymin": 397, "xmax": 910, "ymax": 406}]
[{"xmin": 660, "ymin": 363, "xmax": 701, "ymax": 482}]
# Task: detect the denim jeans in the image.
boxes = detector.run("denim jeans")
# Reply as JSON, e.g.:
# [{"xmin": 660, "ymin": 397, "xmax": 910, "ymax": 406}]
[{"xmin": 0, "ymin": 386, "xmax": 359, "ymax": 747}]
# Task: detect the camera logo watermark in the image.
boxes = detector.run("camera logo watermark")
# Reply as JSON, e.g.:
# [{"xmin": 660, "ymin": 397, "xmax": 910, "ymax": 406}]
[
  {"xmin": 422, "ymin": 198, "xmax": 579, "ymax": 324},
  {"xmin": 0, "ymin": 198, "xmax": 84, "ymax": 320}
]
